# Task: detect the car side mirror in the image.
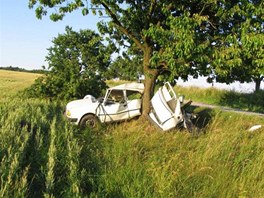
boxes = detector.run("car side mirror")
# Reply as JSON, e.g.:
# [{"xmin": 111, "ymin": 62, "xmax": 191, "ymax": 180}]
[{"xmin": 97, "ymin": 97, "xmax": 104, "ymax": 103}]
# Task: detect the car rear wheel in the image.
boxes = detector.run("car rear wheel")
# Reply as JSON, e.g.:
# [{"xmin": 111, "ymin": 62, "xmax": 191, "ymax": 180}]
[{"xmin": 80, "ymin": 114, "xmax": 100, "ymax": 129}]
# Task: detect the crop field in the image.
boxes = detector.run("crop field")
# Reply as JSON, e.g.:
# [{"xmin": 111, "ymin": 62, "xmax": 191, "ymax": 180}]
[
  {"xmin": 0, "ymin": 70, "xmax": 42, "ymax": 99},
  {"xmin": 1, "ymin": 70, "xmax": 264, "ymax": 197}
]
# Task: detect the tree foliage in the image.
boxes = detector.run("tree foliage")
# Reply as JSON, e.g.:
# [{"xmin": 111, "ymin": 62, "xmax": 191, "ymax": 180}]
[
  {"xmin": 29, "ymin": 0, "xmax": 217, "ymax": 115},
  {"xmin": 105, "ymin": 55, "xmax": 142, "ymax": 81},
  {"xmin": 28, "ymin": 0, "xmax": 263, "ymax": 114},
  {"xmin": 209, "ymin": 0, "xmax": 264, "ymax": 91},
  {"xmin": 26, "ymin": 27, "xmax": 110, "ymax": 99}
]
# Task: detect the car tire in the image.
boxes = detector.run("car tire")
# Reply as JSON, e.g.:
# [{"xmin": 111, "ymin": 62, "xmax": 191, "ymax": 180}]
[{"xmin": 79, "ymin": 114, "xmax": 100, "ymax": 129}]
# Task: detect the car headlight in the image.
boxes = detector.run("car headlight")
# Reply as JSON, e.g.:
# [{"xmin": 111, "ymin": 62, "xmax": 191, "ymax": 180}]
[{"xmin": 66, "ymin": 110, "xmax": 71, "ymax": 117}]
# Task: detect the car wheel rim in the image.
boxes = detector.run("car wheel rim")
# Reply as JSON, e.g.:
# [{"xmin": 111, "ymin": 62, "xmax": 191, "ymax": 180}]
[{"xmin": 86, "ymin": 119, "xmax": 95, "ymax": 128}]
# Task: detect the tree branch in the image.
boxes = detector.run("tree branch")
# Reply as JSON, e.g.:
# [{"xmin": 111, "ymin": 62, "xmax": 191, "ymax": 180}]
[
  {"xmin": 208, "ymin": 19, "xmax": 217, "ymax": 29},
  {"xmin": 100, "ymin": 1, "xmax": 144, "ymax": 50},
  {"xmin": 148, "ymin": 0, "xmax": 156, "ymax": 20}
]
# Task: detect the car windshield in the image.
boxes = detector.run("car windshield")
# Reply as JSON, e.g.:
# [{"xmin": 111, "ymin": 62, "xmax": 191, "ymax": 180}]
[{"xmin": 107, "ymin": 90, "xmax": 124, "ymax": 103}]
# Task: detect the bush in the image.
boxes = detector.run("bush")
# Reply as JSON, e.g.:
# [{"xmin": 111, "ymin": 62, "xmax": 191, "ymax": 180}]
[
  {"xmin": 24, "ymin": 27, "xmax": 110, "ymax": 100},
  {"xmin": 25, "ymin": 72, "xmax": 107, "ymax": 100}
]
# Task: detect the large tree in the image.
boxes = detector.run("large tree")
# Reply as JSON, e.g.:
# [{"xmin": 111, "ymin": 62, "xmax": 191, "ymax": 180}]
[
  {"xmin": 28, "ymin": 0, "xmax": 219, "ymax": 116},
  {"xmin": 105, "ymin": 55, "xmax": 142, "ymax": 81},
  {"xmin": 210, "ymin": 0, "xmax": 264, "ymax": 92},
  {"xmin": 27, "ymin": 26, "xmax": 110, "ymax": 99}
]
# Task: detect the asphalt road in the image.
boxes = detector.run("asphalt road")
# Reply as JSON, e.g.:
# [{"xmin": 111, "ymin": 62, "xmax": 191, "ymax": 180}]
[{"xmin": 191, "ymin": 101, "xmax": 264, "ymax": 117}]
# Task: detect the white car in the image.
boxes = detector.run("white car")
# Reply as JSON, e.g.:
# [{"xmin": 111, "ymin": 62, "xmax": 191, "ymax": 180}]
[
  {"xmin": 149, "ymin": 82, "xmax": 194, "ymax": 131},
  {"xmin": 65, "ymin": 82, "xmax": 144, "ymax": 128},
  {"xmin": 65, "ymin": 82, "xmax": 194, "ymax": 131}
]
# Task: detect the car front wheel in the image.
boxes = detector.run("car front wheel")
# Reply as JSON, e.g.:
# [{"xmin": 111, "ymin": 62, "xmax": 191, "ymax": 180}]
[{"xmin": 79, "ymin": 114, "xmax": 100, "ymax": 129}]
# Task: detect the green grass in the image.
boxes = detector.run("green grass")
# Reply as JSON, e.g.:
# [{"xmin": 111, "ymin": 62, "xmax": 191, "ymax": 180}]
[
  {"xmin": 95, "ymin": 115, "xmax": 264, "ymax": 197},
  {"xmin": 1, "ymin": 71, "xmax": 264, "ymax": 197},
  {"xmin": 175, "ymin": 85, "xmax": 264, "ymax": 113}
]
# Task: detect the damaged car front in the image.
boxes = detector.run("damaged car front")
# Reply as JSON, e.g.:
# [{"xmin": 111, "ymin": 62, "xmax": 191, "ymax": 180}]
[
  {"xmin": 65, "ymin": 81, "xmax": 195, "ymax": 131},
  {"xmin": 65, "ymin": 82, "xmax": 144, "ymax": 128}
]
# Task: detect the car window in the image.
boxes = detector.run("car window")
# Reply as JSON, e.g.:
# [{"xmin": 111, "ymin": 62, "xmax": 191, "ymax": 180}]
[
  {"xmin": 108, "ymin": 90, "xmax": 125, "ymax": 103},
  {"xmin": 127, "ymin": 91, "xmax": 142, "ymax": 100}
]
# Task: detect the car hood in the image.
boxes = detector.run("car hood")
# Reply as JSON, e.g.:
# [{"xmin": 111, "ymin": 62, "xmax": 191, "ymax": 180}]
[{"xmin": 66, "ymin": 98, "xmax": 99, "ymax": 110}]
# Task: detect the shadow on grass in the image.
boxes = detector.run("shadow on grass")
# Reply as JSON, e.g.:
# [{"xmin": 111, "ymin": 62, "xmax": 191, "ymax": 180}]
[
  {"xmin": 219, "ymin": 90, "xmax": 264, "ymax": 113},
  {"xmin": 187, "ymin": 105, "xmax": 216, "ymax": 131}
]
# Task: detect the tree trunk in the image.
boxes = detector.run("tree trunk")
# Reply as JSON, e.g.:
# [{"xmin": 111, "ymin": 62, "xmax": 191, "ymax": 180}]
[
  {"xmin": 141, "ymin": 46, "xmax": 159, "ymax": 117},
  {"xmin": 254, "ymin": 77, "xmax": 262, "ymax": 92},
  {"xmin": 142, "ymin": 71, "xmax": 158, "ymax": 116}
]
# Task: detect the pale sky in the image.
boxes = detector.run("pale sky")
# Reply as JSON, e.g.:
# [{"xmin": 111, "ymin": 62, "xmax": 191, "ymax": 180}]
[
  {"xmin": 0, "ymin": 0, "xmax": 101, "ymax": 70},
  {"xmin": 0, "ymin": 0, "xmax": 262, "ymax": 92}
]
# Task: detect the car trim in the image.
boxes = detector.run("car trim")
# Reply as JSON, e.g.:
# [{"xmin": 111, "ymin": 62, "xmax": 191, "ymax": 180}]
[
  {"xmin": 97, "ymin": 107, "xmax": 141, "ymax": 117},
  {"xmin": 67, "ymin": 118, "xmax": 78, "ymax": 123}
]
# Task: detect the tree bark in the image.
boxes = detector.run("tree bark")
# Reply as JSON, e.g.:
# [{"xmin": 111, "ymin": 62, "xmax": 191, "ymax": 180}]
[
  {"xmin": 141, "ymin": 46, "xmax": 159, "ymax": 117},
  {"xmin": 254, "ymin": 77, "xmax": 262, "ymax": 92}
]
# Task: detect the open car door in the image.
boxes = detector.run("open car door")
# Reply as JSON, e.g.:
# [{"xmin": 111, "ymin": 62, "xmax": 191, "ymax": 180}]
[
  {"xmin": 149, "ymin": 82, "xmax": 194, "ymax": 131},
  {"xmin": 149, "ymin": 82, "xmax": 183, "ymax": 131}
]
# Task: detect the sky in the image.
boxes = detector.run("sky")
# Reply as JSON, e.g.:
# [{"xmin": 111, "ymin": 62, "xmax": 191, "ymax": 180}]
[
  {"xmin": 0, "ymin": 0, "xmax": 101, "ymax": 70},
  {"xmin": 0, "ymin": 0, "xmax": 262, "ymax": 92}
]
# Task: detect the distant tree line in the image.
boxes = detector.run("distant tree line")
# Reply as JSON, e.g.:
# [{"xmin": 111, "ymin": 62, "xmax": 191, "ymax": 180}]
[{"xmin": 0, "ymin": 66, "xmax": 47, "ymax": 74}]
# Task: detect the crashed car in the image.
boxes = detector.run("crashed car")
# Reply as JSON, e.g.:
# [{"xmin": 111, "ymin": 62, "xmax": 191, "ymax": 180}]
[
  {"xmin": 65, "ymin": 82, "xmax": 194, "ymax": 131},
  {"xmin": 149, "ymin": 82, "xmax": 194, "ymax": 131},
  {"xmin": 65, "ymin": 82, "xmax": 144, "ymax": 128}
]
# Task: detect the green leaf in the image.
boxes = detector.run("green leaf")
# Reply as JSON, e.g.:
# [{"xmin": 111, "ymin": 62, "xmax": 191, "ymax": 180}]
[{"xmin": 82, "ymin": 8, "xmax": 89, "ymax": 16}]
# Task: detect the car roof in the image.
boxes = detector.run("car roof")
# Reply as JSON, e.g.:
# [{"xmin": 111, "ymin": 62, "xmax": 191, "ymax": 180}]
[{"xmin": 109, "ymin": 82, "xmax": 144, "ymax": 93}]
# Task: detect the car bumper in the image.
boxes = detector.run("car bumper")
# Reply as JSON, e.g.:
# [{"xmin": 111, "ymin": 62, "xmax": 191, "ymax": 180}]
[
  {"xmin": 67, "ymin": 117, "xmax": 78, "ymax": 123},
  {"xmin": 64, "ymin": 109, "xmax": 78, "ymax": 123}
]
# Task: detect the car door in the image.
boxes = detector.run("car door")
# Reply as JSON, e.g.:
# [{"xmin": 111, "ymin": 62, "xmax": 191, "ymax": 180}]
[
  {"xmin": 126, "ymin": 90, "xmax": 142, "ymax": 118},
  {"xmin": 99, "ymin": 89, "xmax": 129, "ymax": 122}
]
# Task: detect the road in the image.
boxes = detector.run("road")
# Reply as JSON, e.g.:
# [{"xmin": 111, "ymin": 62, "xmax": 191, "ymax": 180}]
[{"xmin": 191, "ymin": 101, "xmax": 264, "ymax": 117}]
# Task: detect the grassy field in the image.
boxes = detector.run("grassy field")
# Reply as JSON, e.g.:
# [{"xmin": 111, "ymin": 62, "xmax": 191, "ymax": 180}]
[
  {"xmin": 0, "ymin": 70, "xmax": 42, "ymax": 99},
  {"xmin": 175, "ymin": 85, "xmax": 264, "ymax": 113},
  {"xmin": 1, "ymin": 70, "xmax": 264, "ymax": 197}
]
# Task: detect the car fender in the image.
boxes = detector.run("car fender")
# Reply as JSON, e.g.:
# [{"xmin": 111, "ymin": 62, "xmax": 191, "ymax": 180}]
[{"xmin": 66, "ymin": 98, "xmax": 99, "ymax": 124}]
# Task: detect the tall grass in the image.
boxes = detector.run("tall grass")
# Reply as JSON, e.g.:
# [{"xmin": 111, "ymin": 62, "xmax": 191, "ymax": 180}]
[
  {"xmin": 44, "ymin": 119, "xmax": 57, "ymax": 198},
  {"xmin": 1, "ymin": 72, "xmax": 264, "ymax": 197},
  {"xmin": 94, "ymin": 114, "xmax": 264, "ymax": 197},
  {"xmin": 0, "ymin": 98, "xmax": 66, "ymax": 197},
  {"xmin": 0, "ymin": 127, "xmax": 30, "ymax": 197},
  {"xmin": 64, "ymin": 125, "xmax": 82, "ymax": 197}
]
